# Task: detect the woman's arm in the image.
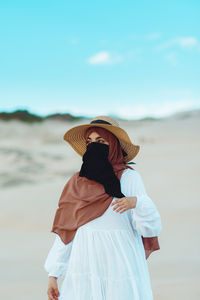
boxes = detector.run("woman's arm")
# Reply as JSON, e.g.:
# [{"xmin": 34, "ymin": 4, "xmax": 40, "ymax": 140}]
[
  {"xmin": 44, "ymin": 234, "xmax": 73, "ymax": 279},
  {"xmin": 130, "ymin": 170, "xmax": 162, "ymax": 237},
  {"xmin": 120, "ymin": 169, "xmax": 162, "ymax": 237}
]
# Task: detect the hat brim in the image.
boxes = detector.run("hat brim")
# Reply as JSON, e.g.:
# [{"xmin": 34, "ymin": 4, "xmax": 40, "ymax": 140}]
[{"xmin": 63, "ymin": 123, "xmax": 140, "ymax": 163}]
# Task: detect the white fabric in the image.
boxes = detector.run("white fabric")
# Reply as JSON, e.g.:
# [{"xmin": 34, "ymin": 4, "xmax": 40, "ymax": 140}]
[{"xmin": 44, "ymin": 168, "xmax": 162, "ymax": 300}]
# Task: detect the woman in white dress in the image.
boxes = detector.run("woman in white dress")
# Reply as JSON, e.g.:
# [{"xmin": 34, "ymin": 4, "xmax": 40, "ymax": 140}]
[{"xmin": 44, "ymin": 115, "xmax": 162, "ymax": 300}]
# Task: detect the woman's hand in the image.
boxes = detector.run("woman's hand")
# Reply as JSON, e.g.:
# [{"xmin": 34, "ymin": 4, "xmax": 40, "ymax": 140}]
[
  {"xmin": 47, "ymin": 277, "xmax": 60, "ymax": 300},
  {"xmin": 111, "ymin": 196, "xmax": 137, "ymax": 214}
]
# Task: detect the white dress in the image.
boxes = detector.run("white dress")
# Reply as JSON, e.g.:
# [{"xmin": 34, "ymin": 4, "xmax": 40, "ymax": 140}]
[{"xmin": 44, "ymin": 168, "xmax": 162, "ymax": 300}]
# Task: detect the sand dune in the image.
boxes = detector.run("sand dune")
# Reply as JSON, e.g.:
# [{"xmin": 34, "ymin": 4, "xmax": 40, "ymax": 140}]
[{"xmin": 0, "ymin": 111, "xmax": 200, "ymax": 299}]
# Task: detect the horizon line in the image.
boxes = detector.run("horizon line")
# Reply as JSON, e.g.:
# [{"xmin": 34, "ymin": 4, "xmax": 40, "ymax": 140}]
[{"xmin": 0, "ymin": 106, "xmax": 200, "ymax": 121}]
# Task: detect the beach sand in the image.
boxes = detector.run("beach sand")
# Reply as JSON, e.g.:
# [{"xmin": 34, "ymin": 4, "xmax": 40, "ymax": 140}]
[{"xmin": 0, "ymin": 111, "xmax": 200, "ymax": 299}]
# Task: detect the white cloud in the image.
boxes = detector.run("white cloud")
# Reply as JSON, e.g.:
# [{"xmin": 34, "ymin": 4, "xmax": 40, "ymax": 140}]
[
  {"xmin": 176, "ymin": 37, "xmax": 198, "ymax": 47},
  {"xmin": 156, "ymin": 36, "xmax": 199, "ymax": 51},
  {"xmin": 87, "ymin": 51, "xmax": 123, "ymax": 65},
  {"xmin": 59, "ymin": 99, "xmax": 200, "ymax": 120},
  {"xmin": 58, "ymin": 105, "xmax": 111, "ymax": 118},
  {"xmin": 112, "ymin": 99, "xmax": 199, "ymax": 119},
  {"xmin": 69, "ymin": 38, "xmax": 80, "ymax": 45},
  {"xmin": 165, "ymin": 52, "xmax": 178, "ymax": 66},
  {"xmin": 145, "ymin": 32, "xmax": 162, "ymax": 41}
]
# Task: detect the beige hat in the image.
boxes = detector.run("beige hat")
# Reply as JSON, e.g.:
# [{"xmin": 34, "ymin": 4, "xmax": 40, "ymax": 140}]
[{"xmin": 63, "ymin": 115, "xmax": 140, "ymax": 163}]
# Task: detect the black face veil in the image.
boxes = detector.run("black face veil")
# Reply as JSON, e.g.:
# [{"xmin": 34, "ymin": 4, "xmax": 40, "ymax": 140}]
[{"xmin": 79, "ymin": 142, "xmax": 125, "ymax": 198}]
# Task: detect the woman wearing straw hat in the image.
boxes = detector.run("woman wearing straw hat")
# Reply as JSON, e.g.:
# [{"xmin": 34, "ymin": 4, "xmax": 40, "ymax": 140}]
[{"xmin": 44, "ymin": 115, "xmax": 162, "ymax": 300}]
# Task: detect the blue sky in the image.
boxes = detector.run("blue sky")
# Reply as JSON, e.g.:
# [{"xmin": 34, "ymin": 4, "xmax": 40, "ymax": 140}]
[{"xmin": 0, "ymin": 0, "xmax": 200, "ymax": 119}]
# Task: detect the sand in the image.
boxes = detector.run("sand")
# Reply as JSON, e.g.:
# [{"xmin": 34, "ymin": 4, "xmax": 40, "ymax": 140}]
[{"xmin": 0, "ymin": 111, "xmax": 200, "ymax": 299}]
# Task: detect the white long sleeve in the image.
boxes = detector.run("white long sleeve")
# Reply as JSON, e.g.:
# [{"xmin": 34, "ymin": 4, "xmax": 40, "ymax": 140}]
[
  {"xmin": 44, "ymin": 234, "xmax": 73, "ymax": 279},
  {"xmin": 121, "ymin": 169, "xmax": 162, "ymax": 237}
]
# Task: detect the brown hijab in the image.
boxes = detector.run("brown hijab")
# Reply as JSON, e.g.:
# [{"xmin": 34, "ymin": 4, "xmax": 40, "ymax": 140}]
[{"xmin": 51, "ymin": 127, "xmax": 160, "ymax": 259}]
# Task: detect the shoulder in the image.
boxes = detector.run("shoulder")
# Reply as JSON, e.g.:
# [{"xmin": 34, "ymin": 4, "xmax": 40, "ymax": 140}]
[
  {"xmin": 61, "ymin": 172, "xmax": 80, "ymax": 190},
  {"xmin": 120, "ymin": 168, "xmax": 143, "ymax": 196},
  {"xmin": 121, "ymin": 167, "xmax": 142, "ymax": 183},
  {"xmin": 68, "ymin": 171, "xmax": 80, "ymax": 182},
  {"xmin": 120, "ymin": 168, "xmax": 147, "ymax": 197}
]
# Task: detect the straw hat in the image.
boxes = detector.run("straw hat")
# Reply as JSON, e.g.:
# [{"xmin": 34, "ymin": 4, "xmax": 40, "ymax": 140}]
[{"xmin": 63, "ymin": 116, "xmax": 140, "ymax": 163}]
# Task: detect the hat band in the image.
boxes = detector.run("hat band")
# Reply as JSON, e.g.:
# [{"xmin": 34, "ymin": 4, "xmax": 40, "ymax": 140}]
[
  {"xmin": 90, "ymin": 119, "xmax": 127, "ymax": 157},
  {"xmin": 90, "ymin": 119, "xmax": 112, "ymax": 125}
]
